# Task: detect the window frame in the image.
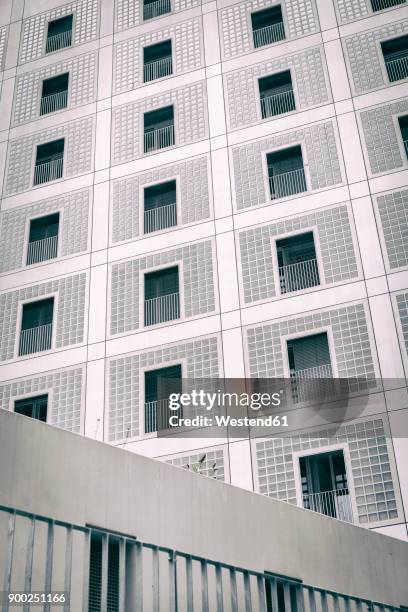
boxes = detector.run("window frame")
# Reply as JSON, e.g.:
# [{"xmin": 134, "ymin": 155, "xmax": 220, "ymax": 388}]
[
  {"xmin": 248, "ymin": 3, "xmax": 287, "ymax": 50},
  {"xmin": 139, "ymin": 176, "xmax": 179, "ymax": 236},
  {"xmin": 262, "ymin": 142, "xmax": 309, "ymax": 203},
  {"xmin": 12, "ymin": 391, "xmax": 51, "ymax": 424},
  {"xmin": 139, "ymin": 261, "xmax": 184, "ymax": 329},
  {"xmin": 257, "ymin": 67, "xmax": 297, "ymax": 121},
  {"xmin": 141, "ymin": 37, "xmax": 174, "ymax": 83},
  {"xmin": 15, "ymin": 292, "xmax": 58, "ymax": 359},
  {"xmin": 31, "ymin": 137, "xmax": 65, "ymax": 187},
  {"xmin": 270, "ymin": 226, "xmax": 324, "ymax": 297},
  {"xmin": 292, "ymin": 442, "xmax": 358, "ymax": 523},
  {"xmin": 142, "ymin": 103, "xmax": 177, "ymax": 155},
  {"xmin": 139, "ymin": 358, "xmax": 187, "ymax": 439},
  {"xmin": 23, "ymin": 210, "xmax": 62, "ymax": 267},
  {"xmin": 38, "ymin": 71, "xmax": 71, "ymax": 117},
  {"xmin": 43, "ymin": 13, "xmax": 75, "ymax": 56}
]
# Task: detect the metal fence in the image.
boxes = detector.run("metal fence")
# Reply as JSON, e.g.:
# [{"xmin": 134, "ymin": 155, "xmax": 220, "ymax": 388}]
[
  {"xmin": 19, "ymin": 323, "xmax": 52, "ymax": 356},
  {"xmin": 144, "ymin": 292, "xmax": 180, "ymax": 326},
  {"xmin": 371, "ymin": 0, "xmax": 406, "ymax": 11},
  {"xmin": 279, "ymin": 259, "xmax": 320, "ymax": 294},
  {"xmin": 33, "ymin": 157, "xmax": 63, "ymax": 185},
  {"xmin": 143, "ymin": 0, "xmax": 171, "ymax": 20},
  {"xmin": 290, "ymin": 363, "xmax": 334, "ymax": 404},
  {"xmin": 269, "ymin": 168, "xmax": 307, "ymax": 200},
  {"xmin": 0, "ymin": 504, "xmax": 401, "ymax": 612},
  {"xmin": 40, "ymin": 90, "xmax": 68, "ymax": 115},
  {"xmin": 253, "ymin": 21, "xmax": 285, "ymax": 48},
  {"xmin": 385, "ymin": 56, "xmax": 408, "ymax": 82},
  {"xmin": 261, "ymin": 90, "xmax": 295, "ymax": 119},
  {"xmin": 144, "ymin": 398, "xmax": 175, "ymax": 433},
  {"xmin": 26, "ymin": 235, "xmax": 58, "ymax": 266},
  {"xmin": 45, "ymin": 30, "xmax": 72, "ymax": 54},
  {"xmin": 303, "ymin": 489, "xmax": 354, "ymax": 524},
  {"xmin": 403, "ymin": 139, "xmax": 408, "ymax": 158},
  {"xmin": 144, "ymin": 201, "xmax": 177, "ymax": 234},
  {"xmin": 143, "ymin": 57, "xmax": 172, "ymax": 83},
  {"xmin": 144, "ymin": 125, "xmax": 175, "ymax": 153}
]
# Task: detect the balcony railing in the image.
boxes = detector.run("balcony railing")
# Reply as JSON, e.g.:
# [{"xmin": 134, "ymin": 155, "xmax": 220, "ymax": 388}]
[
  {"xmin": 144, "ymin": 201, "xmax": 177, "ymax": 234},
  {"xmin": 385, "ymin": 56, "xmax": 408, "ymax": 82},
  {"xmin": 253, "ymin": 21, "xmax": 285, "ymax": 48},
  {"xmin": 269, "ymin": 167, "xmax": 306, "ymax": 200},
  {"xmin": 144, "ymin": 292, "xmax": 180, "ymax": 326},
  {"xmin": 145, "ymin": 398, "xmax": 176, "ymax": 433},
  {"xmin": 144, "ymin": 57, "xmax": 172, "ymax": 83},
  {"xmin": 303, "ymin": 488, "xmax": 354, "ymax": 524},
  {"xmin": 143, "ymin": 0, "xmax": 171, "ymax": 20},
  {"xmin": 27, "ymin": 235, "xmax": 58, "ymax": 266},
  {"xmin": 279, "ymin": 258, "xmax": 320, "ymax": 294},
  {"xmin": 371, "ymin": 0, "xmax": 406, "ymax": 11},
  {"xmin": 45, "ymin": 30, "xmax": 72, "ymax": 54},
  {"xmin": 144, "ymin": 125, "xmax": 175, "ymax": 153},
  {"xmin": 260, "ymin": 89, "xmax": 295, "ymax": 119},
  {"xmin": 404, "ymin": 139, "xmax": 408, "ymax": 158},
  {"xmin": 40, "ymin": 90, "xmax": 68, "ymax": 116},
  {"xmin": 19, "ymin": 323, "xmax": 52, "ymax": 356},
  {"xmin": 290, "ymin": 363, "xmax": 333, "ymax": 404},
  {"xmin": 34, "ymin": 157, "xmax": 63, "ymax": 186}
]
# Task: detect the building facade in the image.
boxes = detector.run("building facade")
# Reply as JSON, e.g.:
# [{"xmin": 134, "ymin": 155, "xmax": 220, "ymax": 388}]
[
  {"xmin": 0, "ymin": 0, "xmax": 407, "ymax": 540},
  {"xmin": 1, "ymin": 409, "xmax": 408, "ymax": 610}
]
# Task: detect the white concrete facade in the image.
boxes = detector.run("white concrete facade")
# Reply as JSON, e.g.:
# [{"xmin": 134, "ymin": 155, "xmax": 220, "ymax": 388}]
[{"xmin": 0, "ymin": 0, "xmax": 408, "ymax": 539}]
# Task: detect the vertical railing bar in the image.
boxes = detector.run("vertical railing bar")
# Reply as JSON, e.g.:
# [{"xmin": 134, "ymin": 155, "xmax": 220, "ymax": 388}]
[
  {"xmin": 135, "ymin": 542, "xmax": 143, "ymax": 612},
  {"xmin": 243, "ymin": 571, "xmax": 253, "ymax": 612},
  {"xmin": 119, "ymin": 537, "xmax": 126, "ymax": 612},
  {"xmin": 63, "ymin": 525, "xmax": 73, "ymax": 612},
  {"xmin": 82, "ymin": 529, "xmax": 91, "ymax": 612},
  {"xmin": 215, "ymin": 564, "xmax": 224, "ymax": 612},
  {"xmin": 152, "ymin": 545, "xmax": 160, "ymax": 612},
  {"xmin": 257, "ymin": 576, "xmax": 267, "ymax": 612},
  {"xmin": 230, "ymin": 568, "xmax": 238, "ymax": 612},
  {"xmin": 22, "ymin": 516, "xmax": 36, "ymax": 612},
  {"xmin": 186, "ymin": 555, "xmax": 193, "ymax": 612},
  {"xmin": 269, "ymin": 577, "xmax": 279, "ymax": 612},
  {"xmin": 201, "ymin": 560, "xmax": 209, "ymax": 612},
  {"xmin": 3, "ymin": 511, "xmax": 16, "ymax": 612},
  {"xmin": 100, "ymin": 533, "xmax": 108, "ymax": 612},
  {"xmin": 283, "ymin": 582, "xmax": 291, "ymax": 611},
  {"xmin": 168, "ymin": 551, "xmax": 177, "ymax": 612},
  {"xmin": 44, "ymin": 520, "xmax": 54, "ymax": 612}
]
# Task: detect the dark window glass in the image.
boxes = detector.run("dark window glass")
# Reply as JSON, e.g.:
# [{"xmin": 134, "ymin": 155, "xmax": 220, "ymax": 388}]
[{"xmin": 14, "ymin": 395, "xmax": 48, "ymax": 422}]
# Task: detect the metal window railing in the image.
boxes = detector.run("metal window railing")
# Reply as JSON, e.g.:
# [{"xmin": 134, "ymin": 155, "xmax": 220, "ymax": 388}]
[
  {"xmin": 260, "ymin": 89, "xmax": 295, "ymax": 119},
  {"xmin": 143, "ymin": 0, "xmax": 171, "ymax": 20},
  {"xmin": 45, "ymin": 30, "xmax": 72, "ymax": 54},
  {"xmin": 145, "ymin": 398, "xmax": 176, "ymax": 433},
  {"xmin": 144, "ymin": 124, "xmax": 175, "ymax": 153},
  {"xmin": 269, "ymin": 167, "xmax": 307, "ymax": 200},
  {"xmin": 143, "ymin": 56, "xmax": 172, "ymax": 83},
  {"xmin": 303, "ymin": 489, "xmax": 354, "ymax": 524},
  {"xmin": 290, "ymin": 363, "xmax": 334, "ymax": 404},
  {"xmin": 0, "ymin": 504, "xmax": 402, "ymax": 612},
  {"xmin": 144, "ymin": 201, "xmax": 177, "ymax": 234},
  {"xmin": 384, "ymin": 55, "xmax": 408, "ymax": 82},
  {"xmin": 279, "ymin": 258, "xmax": 320, "ymax": 294},
  {"xmin": 403, "ymin": 138, "xmax": 408, "ymax": 158},
  {"xmin": 253, "ymin": 21, "xmax": 285, "ymax": 48},
  {"xmin": 40, "ymin": 90, "xmax": 68, "ymax": 116},
  {"xmin": 144, "ymin": 292, "xmax": 180, "ymax": 326},
  {"xmin": 371, "ymin": 0, "xmax": 406, "ymax": 11},
  {"xmin": 27, "ymin": 235, "xmax": 58, "ymax": 266},
  {"xmin": 33, "ymin": 157, "xmax": 63, "ymax": 186},
  {"xmin": 19, "ymin": 323, "xmax": 52, "ymax": 356}
]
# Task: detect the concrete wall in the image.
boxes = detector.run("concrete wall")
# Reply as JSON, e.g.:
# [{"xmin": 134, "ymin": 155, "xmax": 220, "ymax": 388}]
[{"xmin": 0, "ymin": 409, "xmax": 407, "ymax": 606}]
